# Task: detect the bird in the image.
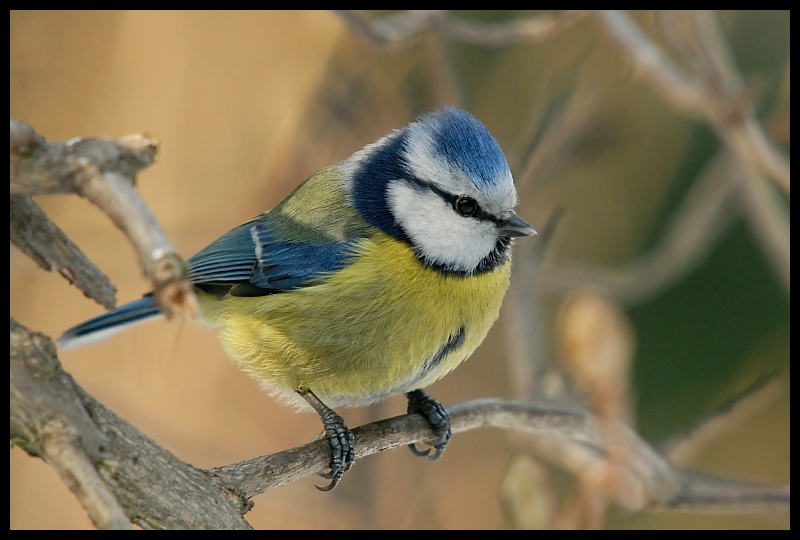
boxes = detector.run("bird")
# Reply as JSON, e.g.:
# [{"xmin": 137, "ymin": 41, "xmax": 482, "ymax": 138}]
[{"xmin": 58, "ymin": 107, "xmax": 536, "ymax": 490}]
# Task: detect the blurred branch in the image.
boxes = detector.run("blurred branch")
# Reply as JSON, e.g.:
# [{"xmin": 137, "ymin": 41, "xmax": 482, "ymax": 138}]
[
  {"xmin": 667, "ymin": 471, "xmax": 791, "ymax": 510},
  {"xmin": 334, "ymin": 10, "xmax": 588, "ymax": 50},
  {"xmin": 557, "ymin": 291, "xmax": 634, "ymax": 528},
  {"xmin": 10, "ymin": 196, "xmax": 116, "ymax": 309},
  {"xmin": 505, "ymin": 290, "xmax": 789, "ymax": 528},
  {"xmin": 736, "ymin": 159, "xmax": 791, "ymax": 295},
  {"xmin": 439, "ymin": 10, "xmax": 589, "ymax": 46},
  {"xmin": 538, "ymin": 147, "xmax": 790, "ymax": 302},
  {"xmin": 423, "ymin": 31, "xmax": 466, "ymax": 108},
  {"xmin": 538, "ymin": 150, "xmax": 741, "ymax": 305},
  {"xmin": 9, "ymin": 119, "xmax": 197, "ymax": 320},
  {"xmin": 593, "ymin": 10, "xmax": 789, "ymax": 197},
  {"xmin": 334, "ymin": 10, "xmax": 441, "ymax": 50},
  {"xmin": 337, "ymin": 10, "xmax": 788, "ymax": 196},
  {"xmin": 661, "ymin": 374, "xmax": 785, "ymax": 465}
]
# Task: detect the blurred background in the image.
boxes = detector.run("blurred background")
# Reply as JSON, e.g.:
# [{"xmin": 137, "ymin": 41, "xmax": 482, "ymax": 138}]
[{"xmin": 10, "ymin": 11, "xmax": 789, "ymax": 529}]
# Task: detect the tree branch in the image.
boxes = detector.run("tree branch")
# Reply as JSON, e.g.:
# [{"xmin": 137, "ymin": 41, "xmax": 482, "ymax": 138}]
[
  {"xmin": 9, "ymin": 119, "xmax": 197, "ymax": 319},
  {"xmin": 334, "ymin": 10, "xmax": 588, "ymax": 50},
  {"xmin": 593, "ymin": 10, "xmax": 789, "ymax": 196},
  {"xmin": 538, "ymin": 150, "xmax": 742, "ymax": 305},
  {"xmin": 10, "ymin": 318, "xmax": 253, "ymax": 530},
  {"xmin": 10, "ymin": 196, "xmax": 117, "ymax": 310},
  {"xmin": 10, "ymin": 318, "xmax": 131, "ymax": 529},
  {"xmin": 10, "ymin": 315, "xmax": 789, "ymax": 529}
]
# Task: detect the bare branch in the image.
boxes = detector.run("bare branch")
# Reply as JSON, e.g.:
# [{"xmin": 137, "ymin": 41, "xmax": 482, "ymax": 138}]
[
  {"xmin": 667, "ymin": 471, "xmax": 790, "ymax": 511},
  {"xmin": 11, "ymin": 315, "xmax": 789, "ymax": 527},
  {"xmin": 10, "ymin": 319, "xmax": 131, "ymax": 529},
  {"xmin": 439, "ymin": 10, "xmax": 588, "ymax": 46},
  {"xmin": 10, "ymin": 196, "xmax": 116, "ymax": 309},
  {"xmin": 9, "ymin": 119, "xmax": 198, "ymax": 321},
  {"xmin": 10, "ymin": 318, "xmax": 253, "ymax": 530},
  {"xmin": 334, "ymin": 10, "xmax": 587, "ymax": 50},
  {"xmin": 334, "ymin": 10, "xmax": 442, "ymax": 50},
  {"xmin": 662, "ymin": 375, "xmax": 785, "ymax": 465},
  {"xmin": 538, "ymin": 151, "xmax": 741, "ymax": 305},
  {"xmin": 736, "ymin": 159, "xmax": 791, "ymax": 295},
  {"xmin": 210, "ymin": 399, "xmax": 597, "ymax": 498},
  {"xmin": 593, "ymin": 10, "xmax": 789, "ymax": 196},
  {"xmin": 10, "ymin": 119, "xmax": 157, "ymax": 196},
  {"xmin": 210, "ymin": 398, "xmax": 788, "ymax": 511}
]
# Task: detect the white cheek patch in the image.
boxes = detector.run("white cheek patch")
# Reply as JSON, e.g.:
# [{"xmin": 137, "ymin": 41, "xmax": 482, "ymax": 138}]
[{"xmin": 388, "ymin": 181, "xmax": 498, "ymax": 273}]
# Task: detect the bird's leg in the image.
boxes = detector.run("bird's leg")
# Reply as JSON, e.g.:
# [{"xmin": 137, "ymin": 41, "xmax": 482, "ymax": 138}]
[
  {"xmin": 405, "ymin": 389, "xmax": 452, "ymax": 460},
  {"xmin": 298, "ymin": 390, "xmax": 355, "ymax": 491}
]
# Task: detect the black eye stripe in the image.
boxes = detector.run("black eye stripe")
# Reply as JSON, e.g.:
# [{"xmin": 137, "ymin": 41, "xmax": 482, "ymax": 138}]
[{"xmin": 403, "ymin": 177, "xmax": 501, "ymax": 225}]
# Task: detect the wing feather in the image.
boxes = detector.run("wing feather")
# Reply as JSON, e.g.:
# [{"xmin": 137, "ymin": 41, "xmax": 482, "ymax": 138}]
[{"xmin": 186, "ymin": 218, "xmax": 353, "ymax": 293}]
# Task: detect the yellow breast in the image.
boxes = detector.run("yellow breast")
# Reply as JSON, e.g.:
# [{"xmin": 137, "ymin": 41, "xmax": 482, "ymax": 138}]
[{"xmin": 198, "ymin": 232, "xmax": 511, "ymax": 406}]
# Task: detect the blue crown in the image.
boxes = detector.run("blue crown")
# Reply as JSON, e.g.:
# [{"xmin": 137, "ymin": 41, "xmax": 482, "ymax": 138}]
[{"xmin": 416, "ymin": 107, "xmax": 510, "ymax": 189}]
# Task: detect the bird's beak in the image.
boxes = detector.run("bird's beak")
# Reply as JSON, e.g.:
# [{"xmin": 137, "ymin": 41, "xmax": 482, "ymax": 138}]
[{"xmin": 499, "ymin": 212, "xmax": 536, "ymax": 238}]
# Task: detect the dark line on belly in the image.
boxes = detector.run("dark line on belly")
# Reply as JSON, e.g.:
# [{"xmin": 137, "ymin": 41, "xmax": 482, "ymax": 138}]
[{"xmin": 423, "ymin": 326, "xmax": 466, "ymax": 376}]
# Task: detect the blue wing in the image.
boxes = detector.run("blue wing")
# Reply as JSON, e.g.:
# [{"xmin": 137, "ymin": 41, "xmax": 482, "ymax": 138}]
[
  {"xmin": 59, "ymin": 215, "xmax": 354, "ymax": 348},
  {"xmin": 186, "ymin": 217, "xmax": 353, "ymax": 294}
]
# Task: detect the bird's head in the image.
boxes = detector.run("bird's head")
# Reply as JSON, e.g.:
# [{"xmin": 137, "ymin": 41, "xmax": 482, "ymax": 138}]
[{"xmin": 344, "ymin": 107, "xmax": 535, "ymax": 275}]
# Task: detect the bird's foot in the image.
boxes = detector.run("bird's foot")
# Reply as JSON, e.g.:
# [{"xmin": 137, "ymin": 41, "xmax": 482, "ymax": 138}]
[
  {"xmin": 405, "ymin": 389, "xmax": 451, "ymax": 460},
  {"xmin": 298, "ymin": 390, "xmax": 355, "ymax": 491}
]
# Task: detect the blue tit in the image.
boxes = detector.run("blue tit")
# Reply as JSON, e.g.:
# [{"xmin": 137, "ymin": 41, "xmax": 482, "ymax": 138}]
[{"xmin": 58, "ymin": 107, "xmax": 536, "ymax": 490}]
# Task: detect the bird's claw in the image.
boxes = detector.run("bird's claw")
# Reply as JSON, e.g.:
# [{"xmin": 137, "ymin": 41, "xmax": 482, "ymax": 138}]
[
  {"xmin": 314, "ymin": 409, "xmax": 355, "ymax": 491},
  {"xmin": 406, "ymin": 389, "xmax": 451, "ymax": 461}
]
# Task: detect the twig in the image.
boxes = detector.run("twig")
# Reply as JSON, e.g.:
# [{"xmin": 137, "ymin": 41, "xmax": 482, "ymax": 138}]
[
  {"xmin": 10, "ymin": 119, "xmax": 157, "ymax": 196},
  {"xmin": 10, "ymin": 196, "xmax": 116, "ymax": 309},
  {"xmin": 662, "ymin": 375, "xmax": 785, "ymax": 465},
  {"xmin": 10, "ymin": 315, "xmax": 789, "ymax": 528},
  {"xmin": 334, "ymin": 10, "xmax": 588, "ymax": 50},
  {"xmin": 334, "ymin": 10, "xmax": 442, "ymax": 50},
  {"xmin": 736, "ymin": 159, "xmax": 791, "ymax": 295},
  {"xmin": 667, "ymin": 471, "xmax": 790, "ymax": 511},
  {"xmin": 210, "ymin": 399, "xmax": 597, "ymax": 498},
  {"xmin": 665, "ymin": 473, "xmax": 790, "ymax": 512},
  {"xmin": 439, "ymin": 10, "xmax": 588, "ymax": 46},
  {"xmin": 593, "ymin": 10, "xmax": 789, "ymax": 196},
  {"xmin": 9, "ymin": 119, "xmax": 197, "ymax": 321},
  {"xmin": 211, "ymin": 396, "xmax": 790, "ymax": 512},
  {"xmin": 538, "ymin": 151, "xmax": 741, "ymax": 305}
]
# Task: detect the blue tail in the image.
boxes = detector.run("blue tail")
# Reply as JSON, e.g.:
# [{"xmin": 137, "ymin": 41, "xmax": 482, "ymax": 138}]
[{"xmin": 57, "ymin": 296, "xmax": 163, "ymax": 350}]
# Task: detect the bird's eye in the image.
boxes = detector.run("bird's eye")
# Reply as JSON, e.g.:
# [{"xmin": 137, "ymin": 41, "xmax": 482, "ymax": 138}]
[{"xmin": 454, "ymin": 196, "xmax": 479, "ymax": 217}]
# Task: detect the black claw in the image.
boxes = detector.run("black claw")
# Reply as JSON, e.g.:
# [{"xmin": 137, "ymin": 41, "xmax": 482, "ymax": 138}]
[
  {"xmin": 315, "ymin": 471, "xmax": 342, "ymax": 492},
  {"xmin": 407, "ymin": 443, "xmax": 432, "ymax": 457},
  {"xmin": 406, "ymin": 389, "xmax": 452, "ymax": 461},
  {"xmin": 298, "ymin": 390, "xmax": 355, "ymax": 491},
  {"xmin": 427, "ymin": 446, "xmax": 445, "ymax": 460}
]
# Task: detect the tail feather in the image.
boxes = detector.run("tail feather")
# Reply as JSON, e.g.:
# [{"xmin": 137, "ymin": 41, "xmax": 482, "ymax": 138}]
[{"xmin": 57, "ymin": 296, "xmax": 163, "ymax": 350}]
